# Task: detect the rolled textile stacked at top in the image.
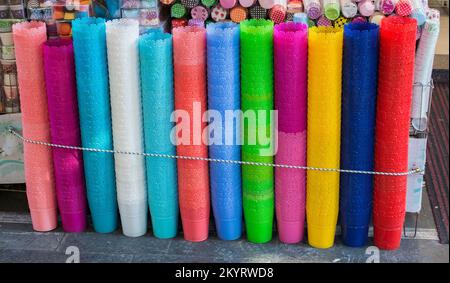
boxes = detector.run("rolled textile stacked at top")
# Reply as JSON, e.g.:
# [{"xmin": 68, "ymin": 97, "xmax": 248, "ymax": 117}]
[
  {"xmin": 72, "ymin": 17, "xmax": 118, "ymax": 234},
  {"xmin": 303, "ymin": 0, "xmax": 322, "ymax": 19},
  {"xmin": 340, "ymin": 0, "xmax": 357, "ymax": 18},
  {"xmin": 274, "ymin": 22, "xmax": 308, "ymax": 244},
  {"xmin": 411, "ymin": 16, "xmax": 440, "ymax": 132},
  {"xmin": 206, "ymin": 22, "xmax": 242, "ymax": 241},
  {"xmin": 340, "ymin": 22, "xmax": 379, "ymax": 247},
  {"xmin": 259, "ymin": 0, "xmax": 275, "ymax": 9},
  {"xmin": 307, "ymin": 26, "xmax": 343, "ymax": 249},
  {"xmin": 12, "ymin": 21, "xmax": 57, "ymax": 232},
  {"xmin": 395, "ymin": 0, "xmax": 413, "ymax": 16},
  {"xmin": 240, "ymin": 19, "xmax": 275, "ymax": 244},
  {"xmin": 106, "ymin": 19, "xmax": 147, "ymax": 237},
  {"xmin": 173, "ymin": 26, "xmax": 210, "ymax": 242},
  {"xmin": 221, "ymin": 0, "xmax": 237, "ymax": 8},
  {"xmin": 410, "ymin": 0, "xmax": 426, "ymax": 26},
  {"xmin": 374, "ymin": 16, "xmax": 417, "ymax": 250},
  {"xmin": 43, "ymin": 38, "xmax": 87, "ymax": 233},
  {"xmin": 323, "ymin": 0, "xmax": 340, "ymax": 20},
  {"xmin": 379, "ymin": 0, "xmax": 396, "ymax": 15},
  {"xmin": 139, "ymin": 31, "xmax": 179, "ymax": 239},
  {"xmin": 358, "ymin": 0, "xmax": 376, "ymax": 17}
]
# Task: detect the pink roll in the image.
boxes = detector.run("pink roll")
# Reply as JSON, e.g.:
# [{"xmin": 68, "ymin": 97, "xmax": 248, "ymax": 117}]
[
  {"xmin": 43, "ymin": 39, "xmax": 87, "ymax": 232},
  {"xmin": 274, "ymin": 22, "xmax": 308, "ymax": 244},
  {"xmin": 358, "ymin": 0, "xmax": 376, "ymax": 17},
  {"xmin": 259, "ymin": 0, "xmax": 275, "ymax": 9},
  {"xmin": 220, "ymin": 0, "xmax": 237, "ymax": 8},
  {"xmin": 239, "ymin": 0, "xmax": 256, "ymax": 7},
  {"xmin": 12, "ymin": 21, "xmax": 57, "ymax": 232}
]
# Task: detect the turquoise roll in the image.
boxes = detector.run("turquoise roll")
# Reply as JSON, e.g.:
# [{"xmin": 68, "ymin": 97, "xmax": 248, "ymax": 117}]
[
  {"xmin": 139, "ymin": 31, "xmax": 178, "ymax": 239},
  {"xmin": 72, "ymin": 17, "xmax": 118, "ymax": 233}
]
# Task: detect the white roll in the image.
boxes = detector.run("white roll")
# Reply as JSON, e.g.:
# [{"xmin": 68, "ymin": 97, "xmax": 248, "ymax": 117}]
[
  {"xmin": 106, "ymin": 19, "xmax": 148, "ymax": 237},
  {"xmin": 411, "ymin": 18, "xmax": 440, "ymax": 132}
]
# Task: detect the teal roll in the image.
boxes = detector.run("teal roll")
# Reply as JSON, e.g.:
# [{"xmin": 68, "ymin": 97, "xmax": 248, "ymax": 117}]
[
  {"xmin": 72, "ymin": 17, "xmax": 118, "ymax": 233},
  {"xmin": 139, "ymin": 31, "xmax": 178, "ymax": 239}
]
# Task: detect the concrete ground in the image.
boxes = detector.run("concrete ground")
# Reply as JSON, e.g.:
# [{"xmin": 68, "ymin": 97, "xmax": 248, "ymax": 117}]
[{"xmin": 0, "ymin": 186, "xmax": 448, "ymax": 263}]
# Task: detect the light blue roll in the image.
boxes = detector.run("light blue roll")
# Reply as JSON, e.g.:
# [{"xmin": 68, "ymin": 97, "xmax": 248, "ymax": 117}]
[
  {"xmin": 72, "ymin": 17, "xmax": 118, "ymax": 233},
  {"xmin": 206, "ymin": 22, "xmax": 242, "ymax": 240},
  {"xmin": 139, "ymin": 31, "xmax": 178, "ymax": 239},
  {"xmin": 293, "ymin": 13, "xmax": 309, "ymax": 25}
]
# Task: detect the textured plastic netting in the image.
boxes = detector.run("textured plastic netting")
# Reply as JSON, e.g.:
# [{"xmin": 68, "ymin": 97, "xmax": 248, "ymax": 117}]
[
  {"xmin": 240, "ymin": 19, "xmax": 274, "ymax": 244},
  {"xmin": 139, "ymin": 31, "xmax": 179, "ymax": 239},
  {"xmin": 273, "ymin": 22, "xmax": 308, "ymax": 244},
  {"xmin": 206, "ymin": 22, "xmax": 242, "ymax": 241},
  {"xmin": 307, "ymin": 26, "xmax": 343, "ymax": 249},
  {"xmin": 173, "ymin": 26, "xmax": 210, "ymax": 242},
  {"xmin": 373, "ymin": 16, "xmax": 417, "ymax": 250},
  {"xmin": 340, "ymin": 23, "xmax": 379, "ymax": 247},
  {"xmin": 43, "ymin": 39, "xmax": 87, "ymax": 233},
  {"xmin": 411, "ymin": 18, "xmax": 440, "ymax": 131},
  {"xmin": 12, "ymin": 21, "xmax": 57, "ymax": 232},
  {"xmin": 72, "ymin": 17, "xmax": 118, "ymax": 234},
  {"xmin": 106, "ymin": 19, "xmax": 148, "ymax": 237}
]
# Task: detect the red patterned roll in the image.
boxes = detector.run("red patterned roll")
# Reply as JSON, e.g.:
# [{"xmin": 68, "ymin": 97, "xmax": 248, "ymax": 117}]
[
  {"xmin": 269, "ymin": 4, "xmax": 286, "ymax": 23},
  {"xmin": 172, "ymin": 18, "xmax": 188, "ymax": 29},
  {"xmin": 211, "ymin": 4, "xmax": 228, "ymax": 21},
  {"xmin": 373, "ymin": 16, "xmax": 417, "ymax": 250}
]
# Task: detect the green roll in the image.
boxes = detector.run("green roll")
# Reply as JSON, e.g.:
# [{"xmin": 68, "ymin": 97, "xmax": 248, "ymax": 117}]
[
  {"xmin": 201, "ymin": 0, "xmax": 217, "ymax": 7},
  {"xmin": 240, "ymin": 19, "xmax": 274, "ymax": 244},
  {"xmin": 171, "ymin": 3, "xmax": 187, "ymax": 18}
]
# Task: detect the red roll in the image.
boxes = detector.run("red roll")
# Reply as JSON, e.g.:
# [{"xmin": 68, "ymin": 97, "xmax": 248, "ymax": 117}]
[{"xmin": 373, "ymin": 16, "xmax": 417, "ymax": 250}]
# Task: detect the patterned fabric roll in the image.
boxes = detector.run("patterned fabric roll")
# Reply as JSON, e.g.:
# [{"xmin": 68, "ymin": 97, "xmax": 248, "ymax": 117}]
[
  {"xmin": 317, "ymin": 14, "xmax": 332, "ymax": 26},
  {"xmin": 379, "ymin": 0, "xmax": 396, "ymax": 15},
  {"xmin": 211, "ymin": 4, "xmax": 229, "ymax": 21},
  {"xmin": 191, "ymin": 5, "xmax": 210, "ymax": 21},
  {"xmin": 202, "ymin": 0, "xmax": 218, "ymax": 7},
  {"xmin": 334, "ymin": 16, "xmax": 349, "ymax": 28},
  {"xmin": 358, "ymin": 0, "xmax": 376, "ymax": 17},
  {"xmin": 230, "ymin": 5, "xmax": 249, "ymax": 23},
  {"xmin": 395, "ymin": 0, "xmax": 413, "ymax": 16},
  {"xmin": 303, "ymin": 0, "xmax": 322, "ymax": 19},
  {"xmin": 269, "ymin": 4, "xmax": 287, "ymax": 23},
  {"xmin": 171, "ymin": 3, "xmax": 187, "ymax": 18},
  {"xmin": 182, "ymin": 0, "xmax": 201, "ymax": 8},
  {"xmin": 249, "ymin": 4, "xmax": 268, "ymax": 18},
  {"xmin": 340, "ymin": 0, "xmax": 357, "ymax": 18}
]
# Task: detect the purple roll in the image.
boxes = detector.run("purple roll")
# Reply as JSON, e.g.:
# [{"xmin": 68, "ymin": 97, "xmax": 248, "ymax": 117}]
[
  {"xmin": 43, "ymin": 39, "xmax": 87, "ymax": 232},
  {"xmin": 304, "ymin": 0, "xmax": 322, "ymax": 19}
]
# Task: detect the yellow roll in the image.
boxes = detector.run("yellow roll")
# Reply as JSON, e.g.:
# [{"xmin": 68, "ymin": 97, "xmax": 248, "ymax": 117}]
[{"xmin": 306, "ymin": 27, "xmax": 343, "ymax": 249}]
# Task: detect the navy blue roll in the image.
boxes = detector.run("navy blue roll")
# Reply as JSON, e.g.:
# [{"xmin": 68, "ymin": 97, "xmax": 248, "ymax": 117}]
[
  {"xmin": 340, "ymin": 22, "xmax": 379, "ymax": 247},
  {"xmin": 206, "ymin": 22, "xmax": 242, "ymax": 240}
]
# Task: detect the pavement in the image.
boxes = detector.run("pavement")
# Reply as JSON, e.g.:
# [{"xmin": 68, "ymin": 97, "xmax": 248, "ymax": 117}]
[{"xmin": 0, "ymin": 186, "xmax": 448, "ymax": 263}]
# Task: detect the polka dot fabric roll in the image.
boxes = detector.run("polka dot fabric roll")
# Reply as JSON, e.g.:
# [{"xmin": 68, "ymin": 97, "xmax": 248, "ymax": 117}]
[
  {"xmin": 230, "ymin": 5, "xmax": 248, "ymax": 23},
  {"xmin": 211, "ymin": 4, "xmax": 228, "ymax": 21}
]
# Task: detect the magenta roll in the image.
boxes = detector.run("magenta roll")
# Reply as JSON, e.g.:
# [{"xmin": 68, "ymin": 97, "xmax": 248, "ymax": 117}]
[
  {"xmin": 274, "ymin": 22, "xmax": 308, "ymax": 244},
  {"xmin": 43, "ymin": 39, "xmax": 87, "ymax": 232}
]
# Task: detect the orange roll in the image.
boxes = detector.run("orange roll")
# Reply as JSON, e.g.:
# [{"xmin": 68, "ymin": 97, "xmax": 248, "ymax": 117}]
[
  {"xmin": 173, "ymin": 26, "xmax": 210, "ymax": 242},
  {"xmin": 230, "ymin": 5, "xmax": 249, "ymax": 23},
  {"xmin": 12, "ymin": 21, "xmax": 57, "ymax": 232}
]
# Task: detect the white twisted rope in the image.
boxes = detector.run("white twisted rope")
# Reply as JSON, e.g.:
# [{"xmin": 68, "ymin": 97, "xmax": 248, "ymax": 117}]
[{"xmin": 8, "ymin": 127, "xmax": 423, "ymax": 176}]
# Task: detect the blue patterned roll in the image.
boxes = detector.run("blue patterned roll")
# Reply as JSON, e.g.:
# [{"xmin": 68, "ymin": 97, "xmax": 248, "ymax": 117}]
[
  {"xmin": 105, "ymin": 0, "xmax": 121, "ymax": 18},
  {"xmin": 340, "ymin": 22, "xmax": 379, "ymax": 247},
  {"xmin": 206, "ymin": 22, "xmax": 242, "ymax": 240},
  {"xmin": 72, "ymin": 18, "xmax": 118, "ymax": 233},
  {"xmin": 139, "ymin": 31, "xmax": 178, "ymax": 239}
]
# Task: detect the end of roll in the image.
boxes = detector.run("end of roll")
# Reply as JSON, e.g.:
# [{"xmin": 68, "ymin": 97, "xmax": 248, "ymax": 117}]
[
  {"xmin": 277, "ymin": 220, "xmax": 304, "ymax": 244},
  {"xmin": 182, "ymin": 219, "xmax": 209, "ymax": 242},
  {"xmin": 216, "ymin": 218, "xmax": 242, "ymax": 241},
  {"xmin": 30, "ymin": 208, "xmax": 58, "ymax": 232},
  {"xmin": 307, "ymin": 226, "xmax": 336, "ymax": 249}
]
